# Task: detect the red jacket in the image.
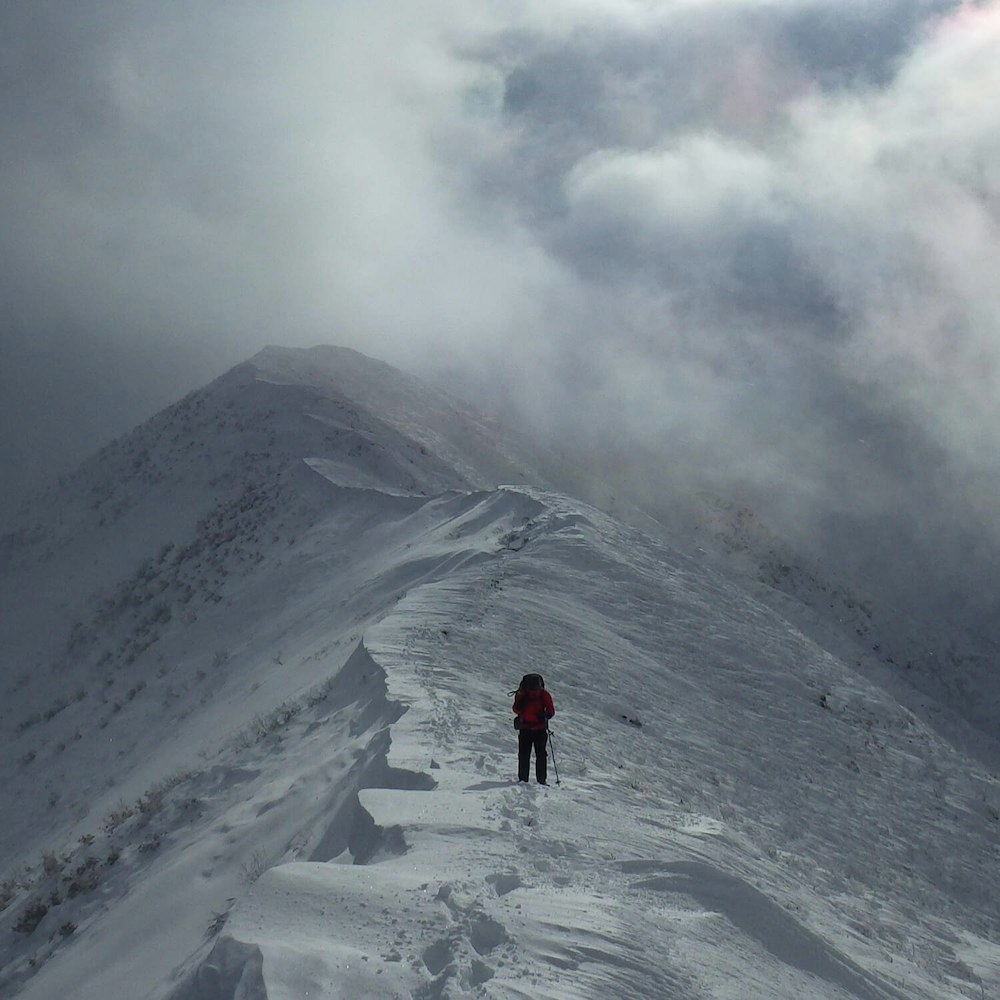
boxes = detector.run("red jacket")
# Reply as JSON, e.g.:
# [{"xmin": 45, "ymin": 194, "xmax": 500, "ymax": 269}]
[{"xmin": 513, "ymin": 689, "xmax": 554, "ymax": 731}]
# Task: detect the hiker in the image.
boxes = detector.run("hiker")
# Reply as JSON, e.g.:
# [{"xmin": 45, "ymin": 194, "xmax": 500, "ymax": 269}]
[{"xmin": 512, "ymin": 673, "xmax": 555, "ymax": 784}]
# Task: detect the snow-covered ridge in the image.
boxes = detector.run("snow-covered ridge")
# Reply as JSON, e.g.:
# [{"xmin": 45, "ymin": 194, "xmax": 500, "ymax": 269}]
[
  {"xmin": 5, "ymin": 343, "xmax": 996, "ymax": 749},
  {"xmin": 188, "ymin": 489, "xmax": 1000, "ymax": 995},
  {"xmin": 0, "ymin": 484, "xmax": 549, "ymax": 997},
  {"xmin": 0, "ymin": 347, "xmax": 542, "ymax": 781},
  {"xmin": 2, "ymin": 346, "xmax": 999, "ymax": 998}
]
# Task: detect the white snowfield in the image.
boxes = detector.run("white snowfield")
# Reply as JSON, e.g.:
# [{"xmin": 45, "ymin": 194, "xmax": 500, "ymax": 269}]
[{"xmin": 1, "ymin": 347, "xmax": 998, "ymax": 999}]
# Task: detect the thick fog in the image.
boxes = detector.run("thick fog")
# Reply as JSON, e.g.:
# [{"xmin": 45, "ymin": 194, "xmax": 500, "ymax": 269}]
[{"xmin": 2, "ymin": 0, "xmax": 999, "ymax": 619}]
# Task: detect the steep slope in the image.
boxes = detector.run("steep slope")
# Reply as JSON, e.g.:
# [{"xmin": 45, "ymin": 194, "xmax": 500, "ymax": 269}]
[
  {"xmin": 3, "ymin": 484, "xmax": 999, "ymax": 999},
  {"xmin": 691, "ymin": 493, "xmax": 1000, "ymax": 753},
  {"xmin": 6, "ymin": 342, "xmax": 993, "ymax": 755},
  {"xmin": 0, "ymin": 346, "xmax": 551, "ymax": 861},
  {"xmin": 0, "ymin": 344, "xmax": 539, "ymax": 661}
]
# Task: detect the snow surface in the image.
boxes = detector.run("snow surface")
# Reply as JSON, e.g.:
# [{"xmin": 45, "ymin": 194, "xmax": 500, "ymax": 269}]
[{"xmin": 2, "ymin": 346, "xmax": 999, "ymax": 999}]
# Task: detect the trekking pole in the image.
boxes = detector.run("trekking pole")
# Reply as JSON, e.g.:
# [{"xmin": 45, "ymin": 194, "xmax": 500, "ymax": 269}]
[{"xmin": 546, "ymin": 720, "xmax": 561, "ymax": 785}]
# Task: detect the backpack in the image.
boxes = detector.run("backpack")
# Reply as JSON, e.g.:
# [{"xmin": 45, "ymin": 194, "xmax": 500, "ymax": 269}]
[{"xmin": 511, "ymin": 673, "xmax": 546, "ymax": 729}]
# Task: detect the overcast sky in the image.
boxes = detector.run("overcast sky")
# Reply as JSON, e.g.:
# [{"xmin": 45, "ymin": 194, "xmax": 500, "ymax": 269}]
[{"xmin": 2, "ymin": 0, "xmax": 999, "ymax": 614}]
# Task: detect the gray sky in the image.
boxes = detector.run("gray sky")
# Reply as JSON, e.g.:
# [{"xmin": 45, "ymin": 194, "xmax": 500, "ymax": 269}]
[{"xmin": 3, "ymin": 0, "xmax": 999, "ymax": 616}]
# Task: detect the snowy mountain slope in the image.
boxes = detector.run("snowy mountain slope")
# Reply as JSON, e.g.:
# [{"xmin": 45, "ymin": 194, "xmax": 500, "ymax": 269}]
[
  {"xmin": 0, "ymin": 485, "xmax": 543, "ymax": 996},
  {"xmin": 2, "ymin": 481, "xmax": 999, "ymax": 998},
  {"xmin": 0, "ymin": 344, "xmax": 530, "ymax": 651},
  {"xmin": 5, "ymin": 342, "xmax": 991, "ymax": 757},
  {"xmin": 690, "ymin": 493, "xmax": 1000, "ymax": 754},
  {"xmin": 0, "ymin": 346, "xmax": 554, "ymax": 855},
  {"xmin": 342, "ymin": 491, "xmax": 1000, "ymax": 1000},
  {"xmin": 1, "ymin": 345, "xmax": 999, "ymax": 998}
]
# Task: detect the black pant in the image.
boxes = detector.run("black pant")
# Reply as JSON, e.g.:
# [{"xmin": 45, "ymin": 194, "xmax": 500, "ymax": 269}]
[{"xmin": 518, "ymin": 728, "xmax": 548, "ymax": 783}]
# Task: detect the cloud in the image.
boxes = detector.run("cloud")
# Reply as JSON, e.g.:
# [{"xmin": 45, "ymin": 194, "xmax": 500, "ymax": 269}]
[
  {"xmin": 2, "ymin": 0, "xmax": 999, "ymax": 617},
  {"xmin": 2, "ymin": 3, "xmax": 571, "ymax": 356},
  {"xmin": 0, "ymin": 1, "xmax": 568, "ymax": 513},
  {"xmin": 786, "ymin": 4, "xmax": 1000, "ymax": 470},
  {"xmin": 436, "ymin": 0, "xmax": 1000, "ymax": 607}
]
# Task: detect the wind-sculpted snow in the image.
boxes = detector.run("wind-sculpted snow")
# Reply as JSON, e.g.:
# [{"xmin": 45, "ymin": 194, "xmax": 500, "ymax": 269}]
[
  {"xmin": 166, "ymin": 938, "xmax": 266, "ymax": 1000},
  {"xmin": 70, "ymin": 485, "xmax": 990, "ymax": 999},
  {"xmin": 0, "ymin": 485, "xmax": 556, "ymax": 998},
  {"xmin": 329, "ymin": 490, "xmax": 999, "ymax": 998},
  {"xmin": 0, "ymin": 633, "xmax": 417, "ymax": 998},
  {"xmin": 623, "ymin": 861, "xmax": 907, "ymax": 1000}
]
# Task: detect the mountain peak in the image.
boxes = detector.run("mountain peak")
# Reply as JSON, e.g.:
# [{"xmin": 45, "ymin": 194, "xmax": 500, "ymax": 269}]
[{"xmin": 247, "ymin": 343, "xmax": 397, "ymax": 382}]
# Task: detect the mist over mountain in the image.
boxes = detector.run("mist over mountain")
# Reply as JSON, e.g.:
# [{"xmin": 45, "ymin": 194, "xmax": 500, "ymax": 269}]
[
  {"xmin": 1, "ymin": 345, "xmax": 998, "ymax": 999},
  {"xmin": 5, "ymin": 1, "xmax": 1000, "ymax": 631}
]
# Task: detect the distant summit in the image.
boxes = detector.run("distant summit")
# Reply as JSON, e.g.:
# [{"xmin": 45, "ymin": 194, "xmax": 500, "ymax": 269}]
[{"xmin": 242, "ymin": 344, "xmax": 548, "ymax": 492}]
